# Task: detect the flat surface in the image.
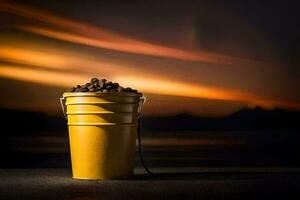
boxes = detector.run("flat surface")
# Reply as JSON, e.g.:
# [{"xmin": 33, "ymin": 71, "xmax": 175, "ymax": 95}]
[{"xmin": 0, "ymin": 168, "xmax": 300, "ymax": 199}]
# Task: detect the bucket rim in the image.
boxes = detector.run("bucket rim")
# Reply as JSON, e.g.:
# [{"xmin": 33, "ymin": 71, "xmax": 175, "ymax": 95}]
[
  {"xmin": 63, "ymin": 92, "xmax": 142, "ymax": 98},
  {"xmin": 66, "ymin": 111, "xmax": 139, "ymax": 114},
  {"xmin": 67, "ymin": 123, "xmax": 138, "ymax": 126}
]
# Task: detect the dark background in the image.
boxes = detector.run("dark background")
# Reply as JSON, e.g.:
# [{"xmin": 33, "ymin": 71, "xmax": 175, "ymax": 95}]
[{"xmin": 0, "ymin": 0, "xmax": 299, "ymax": 170}]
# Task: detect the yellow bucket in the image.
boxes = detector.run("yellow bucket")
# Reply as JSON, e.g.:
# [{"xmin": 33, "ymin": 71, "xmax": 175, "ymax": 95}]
[{"xmin": 60, "ymin": 92, "xmax": 145, "ymax": 180}]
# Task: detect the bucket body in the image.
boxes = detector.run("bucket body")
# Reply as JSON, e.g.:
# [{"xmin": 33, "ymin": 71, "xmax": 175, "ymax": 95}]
[{"xmin": 63, "ymin": 92, "xmax": 142, "ymax": 180}]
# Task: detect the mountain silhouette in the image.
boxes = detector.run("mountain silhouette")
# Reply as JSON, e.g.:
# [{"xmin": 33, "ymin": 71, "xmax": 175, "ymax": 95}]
[
  {"xmin": 0, "ymin": 107, "xmax": 299, "ymax": 136},
  {"xmin": 141, "ymin": 107, "xmax": 300, "ymax": 132},
  {"xmin": 0, "ymin": 108, "xmax": 67, "ymax": 136}
]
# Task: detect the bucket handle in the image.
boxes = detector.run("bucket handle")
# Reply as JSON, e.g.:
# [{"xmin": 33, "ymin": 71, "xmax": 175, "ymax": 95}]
[
  {"xmin": 60, "ymin": 97, "xmax": 67, "ymax": 120},
  {"xmin": 138, "ymin": 95, "xmax": 146, "ymax": 118},
  {"xmin": 137, "ymin": 95, "xmax": 153, "ymax": 174}
]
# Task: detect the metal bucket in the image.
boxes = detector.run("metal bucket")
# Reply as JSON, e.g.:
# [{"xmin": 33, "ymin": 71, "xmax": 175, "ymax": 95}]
[{"xmin": 60, "ymin": 92, "xmax": 145, "ymax": 180}]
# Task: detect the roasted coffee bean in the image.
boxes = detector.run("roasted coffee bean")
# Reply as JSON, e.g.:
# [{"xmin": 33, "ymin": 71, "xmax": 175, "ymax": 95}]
[
  {"xmin": 117, "ymin": 86, "xmax": 125, "ymax": 92},
  {"xmin": 100, "ymin": 81, "xmax": 105, "ymax": 88},
  {"xmin": 66, "ymin": 87, "xmax": 76, "ymax": 92},
  {"xmin": 90, "ymin": 77, "xmax": 99, "ymax": 84},
  {"xmin": 87, "ymin": 84, "xmax": 94, "ymax": 90},
  {"xmin": 105, "ymin": 81, "xmax": 112, "ymax": 85},
  {"xmin": 93, "ymin": 80, "xmax": 100, "ymax": 88},
  {"xmin": 89, "ymin": 87, "xmax": 96, "ymax": 92},
  {"xmin": 106, "ymin": 84, "xmax": 113, "ymax": 90},
  {"xmin": 94, "ymin": 80, "xmax": 105, "ymax": 89},
  {"xmin": 74, "ymin": 85, "xmax": 81, "ymax": 92},
  {"xmin": 112, "ymin": 83, "xmax": 119, "ymax": 88},
  {"xmin": 95, "ymin": 86, "xmax": 102, "ymax": 91},
  {"xmin": 81, "ymin": 84, "xmax": 88, "ymax": 89},
  {"xmin": 85, "ymin": 83, "xmax": 94, "ymax": 90},
  {"xmin": 67, "ymin": 77, "xmax": 138, "ymax": 93},
  {"xmin": 79, "ymin": 88, "xmax": 88, "ymax": 92}
]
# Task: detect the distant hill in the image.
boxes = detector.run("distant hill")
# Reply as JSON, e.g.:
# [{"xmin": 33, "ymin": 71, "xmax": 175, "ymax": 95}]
[
  {"xmin": 0, "ymin": 107, "xmax": 299, "ymax": 136},
  {"xmin": 141, "ymin": 107, "xmax": 300, "ymax": 132},
  {"xmin": 0, "ymin": 108, "xmax": 67, "ymax": 136}
]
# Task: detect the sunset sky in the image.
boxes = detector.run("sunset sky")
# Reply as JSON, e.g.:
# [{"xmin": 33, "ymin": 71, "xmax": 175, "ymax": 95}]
[{"xmin": 0, "ymin": 0, "xmax": 299, "ymax": 116}]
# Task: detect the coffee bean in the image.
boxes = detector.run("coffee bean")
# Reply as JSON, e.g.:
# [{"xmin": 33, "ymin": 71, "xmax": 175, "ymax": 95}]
[
  {"xmin": 99, "ymin": 80, "xmax": 105, "ymax": 88},
  {"xmin": 87, "ymin": 84, "xmax": 94, "ymax": 90},
  {"xmin": 74, "ymin": 85, "xmax": 81, "ymax": 92},
  {"xmin": 93, "ymin": 81, "xmax": 100, "ymax": 88},
  {"xmin": 79, "ymin": 88, "xmax": 88, "ymax": 92},
  {"xmin": 99, "ymin": 81, "xmax": 105, "ymax": 88},
  {"xmin": 89, "ymin": 87, "xmax": 96, "ymax": 92},
  {"xmin": 95, "ymin": 80, "xmax": 104, "ymax": 89},
  {"xmin": 66, "ymin": 87, "xmax": 76, "ymax": 92},
  {"xmin": 106, "ymin": 84, "xmax": 113, "ymax": 90},
  {"xmin": 90, "ymin": 77, "xmax": 98, "ymax": 84},
  {"xmin": 113, "ymin": 83, "xmax": 119, "ymax": 88},
  {"xmin": 117, "ymin": 86, "xmax": 125, "ymax": 92},
  {"xmin": 81, "ymin": 84, "xmax": 87, "ymax": 89},
  {"xmin": 67, "ymin": 78, "xmax": 138, "ymax": 93},
  {"xmin": 95, "ymin": 86, "xmax": 102, "ymax": 91}
]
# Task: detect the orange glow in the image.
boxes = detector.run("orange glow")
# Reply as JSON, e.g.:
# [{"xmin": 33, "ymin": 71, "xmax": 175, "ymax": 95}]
[
  {"xmin": 0, "ymin": 64, "xmax": 298, "ymax": 110},
  {"xmin": 0, "ymin": 1, "xmax": 132, "ymax": 43},
  {"xmin": 115, "ymin": 76, "xmax": 300, "ymax": 110},
  {"xmin": 0, "ymin": 44, "xmax": 139, "ymax": 77},
  {"xmin": 0, "ymin": 65, "xmax": 89, "ymax": 87},
  {"xmin": 19, "ymin": 25, "xmax": 238, "ymax": 65},
  {"xmin": 0, "ymin": 45, "xmax": 68, "ymax": 69},
  {"xmin": 0, "ymin": 1, "xmax": 254, "ymax": 65}
]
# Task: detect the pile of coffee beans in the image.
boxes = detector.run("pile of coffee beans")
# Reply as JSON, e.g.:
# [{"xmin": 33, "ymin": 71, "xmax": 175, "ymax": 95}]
[{"xmin": 66, "ymin": 77, "xmax": 138, "ymax": 93}]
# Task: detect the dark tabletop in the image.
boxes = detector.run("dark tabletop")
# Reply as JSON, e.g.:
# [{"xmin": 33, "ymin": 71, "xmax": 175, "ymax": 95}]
[{"xmin": 0, "ymin": 168, "xmax": 300, "ymax": 200}]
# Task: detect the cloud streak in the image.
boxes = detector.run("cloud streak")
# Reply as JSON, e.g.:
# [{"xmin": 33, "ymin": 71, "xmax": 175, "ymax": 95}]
[
  {"xmin": 0, "ymin": 1, "xmax": 254, "ymax": 65},
  {"xmin": 0, "ymin": 1, "xmax": 299, "ymax": 112},
  {"xmin": 0, "ymin": 62, "xmax": 299, "ymax": 110}
]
